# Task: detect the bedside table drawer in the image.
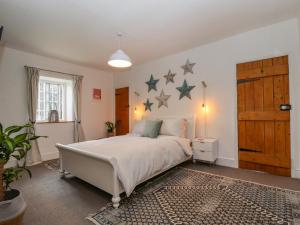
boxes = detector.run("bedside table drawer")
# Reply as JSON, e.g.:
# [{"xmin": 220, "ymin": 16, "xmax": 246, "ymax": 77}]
[
  {"xmin": 193, "ymin": 141, "xmax": 213, "ymax": 151},
  {"xmin": 193, "ymin": 150, "xmax": 214, "ymax": 162}
]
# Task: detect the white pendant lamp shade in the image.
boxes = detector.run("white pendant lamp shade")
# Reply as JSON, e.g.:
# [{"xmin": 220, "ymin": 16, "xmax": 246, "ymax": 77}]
[
  {"xmin": 108, "ymin": 32, "xmax": 132, "ymax": 68},
  {"xmin": 108, "ymin": 49, "xmax": 132, "ymax": 68}
]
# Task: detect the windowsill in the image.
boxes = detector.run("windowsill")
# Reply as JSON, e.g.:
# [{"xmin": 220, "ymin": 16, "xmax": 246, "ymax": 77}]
[{"xmin": 36, "ymin": 120, "xmax": 74, "ymax": 124}]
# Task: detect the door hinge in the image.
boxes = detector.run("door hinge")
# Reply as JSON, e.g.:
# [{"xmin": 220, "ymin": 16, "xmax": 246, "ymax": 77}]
[{"xmin": 239, "ymin": 148, "xmax": 260, "ymax": 153}]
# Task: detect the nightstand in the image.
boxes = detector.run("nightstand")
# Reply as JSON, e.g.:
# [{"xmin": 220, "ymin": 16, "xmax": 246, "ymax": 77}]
[{"xmin": 192, "ymin": 138, "xmax": 218, "ymax": 164}]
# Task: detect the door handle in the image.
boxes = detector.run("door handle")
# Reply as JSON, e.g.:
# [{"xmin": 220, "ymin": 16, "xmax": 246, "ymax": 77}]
[{"xmin": 280, "ymin": 104, "xmax": 292, "ymax": 111}]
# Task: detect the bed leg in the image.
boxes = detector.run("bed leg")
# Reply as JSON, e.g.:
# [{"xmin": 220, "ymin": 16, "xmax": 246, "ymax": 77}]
[
  {"xmin": 59, "ymin": 150, "xmax": 65, "ymax": 178},
  {"xmin": 112, "ymin": 195, "xmax": 120, "ymax": 209},
  {"xmin": 112, "ymin": 165, "xmax": 121, "ymax": 208},
  {"xmin": 60, "ymin": 169, "xmax": 66, "ymax": 178}
]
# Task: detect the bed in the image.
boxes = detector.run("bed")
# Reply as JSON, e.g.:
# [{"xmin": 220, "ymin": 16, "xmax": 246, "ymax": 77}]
[{"xmin": 56, "ymin": 115, "xmax": 195, "ymax": 208}]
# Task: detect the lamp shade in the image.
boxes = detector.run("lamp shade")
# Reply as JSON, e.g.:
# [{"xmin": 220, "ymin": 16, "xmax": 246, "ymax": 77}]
[{"xmin": 108, "ymin": 49, "xmax": 132, "ymax": 68}]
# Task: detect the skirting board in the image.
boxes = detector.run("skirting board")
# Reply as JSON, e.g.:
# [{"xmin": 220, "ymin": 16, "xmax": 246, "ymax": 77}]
[
  {"xmin": 4, "ymin": 152, "xmax": 59, "ymax": 168},
  {"xmin": 292, "ymin": 169, "xmax": 300, "ymax": 179},
  {"xmin": 41, "ymin": 151, "xmax": 59, "ymax": 161},
  {"xmin": 216, "ymin": 157, "xmax": 236, "ymax": 168},
  {"xmin": 6, "ymin": 154, "xmax": 235, "ymax": 168}
]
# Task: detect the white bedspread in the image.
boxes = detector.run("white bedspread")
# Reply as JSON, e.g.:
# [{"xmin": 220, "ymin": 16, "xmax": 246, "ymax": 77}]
[{"xmin": 65, "ymin": 134, "xmax": 192, "ymax": 196}]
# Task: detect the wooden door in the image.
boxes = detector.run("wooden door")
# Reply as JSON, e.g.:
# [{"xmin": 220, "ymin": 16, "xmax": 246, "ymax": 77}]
[
  {"xmin": 115, "ymin": 87, "xmax": 129, "ymax": 136},
  {"xmin": 237, "ymin": 56, "xmax": 291, "ymax": 176}
]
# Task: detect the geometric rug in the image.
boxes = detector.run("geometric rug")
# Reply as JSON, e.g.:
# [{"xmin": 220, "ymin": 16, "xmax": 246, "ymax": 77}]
[
  {"xmin": 87, "ymin": 167, "xmax": 300, "ymax": 225},
  {"xmin": 44, "ymin": 159, "xmax": 60, "ymax": 171}
]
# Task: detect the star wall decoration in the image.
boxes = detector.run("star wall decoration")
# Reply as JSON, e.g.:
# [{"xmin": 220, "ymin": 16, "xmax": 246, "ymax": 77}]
[
  {"xmin": 155, "ymin": 90, "xmax": 171, "ymax": 108},
  {"xmin": 145, "ymin": 74, "xmax": 159, "ymax": 92},
  {"xmin": 181, "ymin": 59, "xmax": 196, "ymax": 75},
  {"xmin": 144, "ymin": 98, "xmax": 154, "ymax": 111},
  {"xmin": 163, "ymin": 70, "xmax": 176, "ymax": 85},
  {"xmin": 176, "ymin": 80, "xmax": 195, "ymax": 100}
]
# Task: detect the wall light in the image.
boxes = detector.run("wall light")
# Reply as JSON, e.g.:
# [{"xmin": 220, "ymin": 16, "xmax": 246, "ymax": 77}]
[
  {"xmin": 134, "ymin": 91, "xmax": 141, "ymax": 119},
  {"xmin": 201, "ymin": 81, "xmax": 208, "ymax": 137}
]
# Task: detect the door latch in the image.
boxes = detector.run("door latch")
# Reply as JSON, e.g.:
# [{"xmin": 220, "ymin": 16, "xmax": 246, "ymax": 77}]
[{"xmin": 280, "ymin": 104, "xmax": 292, "ymax": 111}]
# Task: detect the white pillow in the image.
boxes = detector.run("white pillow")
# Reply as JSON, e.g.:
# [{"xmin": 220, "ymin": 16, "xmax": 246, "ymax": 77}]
[
  {"xmin": 131, "ymin": 119, "xmax": 146, "ymax": 135},
  {"xmin": 160, "ymin": 118, "xmax": 188, "ymax": 138}
]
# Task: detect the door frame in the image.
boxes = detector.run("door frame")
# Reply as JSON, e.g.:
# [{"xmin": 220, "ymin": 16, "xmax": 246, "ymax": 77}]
[{"xmin": 234, "ymin": 53, "xmax": 297, "ymax": 177}]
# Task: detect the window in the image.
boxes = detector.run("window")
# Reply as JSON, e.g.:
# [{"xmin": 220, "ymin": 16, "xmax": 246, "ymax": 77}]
[{"xmin": 36, "ymin": 75, "xmax": 73, "ymax": 122}]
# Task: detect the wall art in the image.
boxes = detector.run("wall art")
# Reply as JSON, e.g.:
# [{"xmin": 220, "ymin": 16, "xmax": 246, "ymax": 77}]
[
  {"xmin": 181, "ymin": 59, "xmax": 196, "ymax": 75},
  {"xmin": 144, "ymin": 98, "xmax": 154, "ymax": 111},
  {"xmin": 176, "ymin": 79, "xmax": 195, "ymax": 100},
  {"xmin": 163, "ymin": 69, "xmax": 176, "ymax": 85},
  {"xmin": 145, "ymin": 74, "xmax": 159, "ymax": 92},
  {"xmin": 155, "ymin": 90, "xmax": 171, "ymax": 108}
]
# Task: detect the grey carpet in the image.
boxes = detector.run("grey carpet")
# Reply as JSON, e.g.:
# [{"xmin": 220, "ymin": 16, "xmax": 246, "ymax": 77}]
[{"xmin": 12, "ymin": 160, "xmax": 300, "ymax": 225}]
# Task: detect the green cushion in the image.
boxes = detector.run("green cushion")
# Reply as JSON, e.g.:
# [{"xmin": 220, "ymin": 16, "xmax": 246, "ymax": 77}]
[{"xmin": 142, "ymin": 120, "xmax": 163, "ymax": 138}]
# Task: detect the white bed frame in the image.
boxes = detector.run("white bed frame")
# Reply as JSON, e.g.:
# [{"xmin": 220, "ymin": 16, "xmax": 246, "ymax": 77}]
[{"xmin": 56, "ymin": 115, "xmax": 195, "ymax": 208}]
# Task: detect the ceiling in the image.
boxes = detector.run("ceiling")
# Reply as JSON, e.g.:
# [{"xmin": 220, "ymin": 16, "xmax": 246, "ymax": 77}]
[{"xmin": 1, "ymin": 0, "xmax": 300, "ymax": 71}]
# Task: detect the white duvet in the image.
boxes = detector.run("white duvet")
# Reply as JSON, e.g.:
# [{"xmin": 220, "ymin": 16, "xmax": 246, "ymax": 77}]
[{"xmin": 65, "ymin": 134, "xmax": 192, "ymax": 196}]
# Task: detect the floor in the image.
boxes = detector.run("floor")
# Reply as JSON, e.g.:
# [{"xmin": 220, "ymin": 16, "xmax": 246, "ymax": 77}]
[{"xmin": 13, "ymin": 160, "xmax": 300, "ymax": 225}]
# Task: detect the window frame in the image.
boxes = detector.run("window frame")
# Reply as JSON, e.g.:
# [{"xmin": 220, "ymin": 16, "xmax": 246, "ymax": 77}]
[{"xmin": 36, "ymin": 75, "xmax": 74, "ymax": 123}]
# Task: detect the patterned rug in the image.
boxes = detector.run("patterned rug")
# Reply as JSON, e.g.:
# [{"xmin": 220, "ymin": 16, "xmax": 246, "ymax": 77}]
[
  {"xmin": 44, "ymin": 159, "xmax": 60, "ymax": 171},
  {"xmin": 87, "ymin": 167, "xmax": 300, "ymax": 225}
]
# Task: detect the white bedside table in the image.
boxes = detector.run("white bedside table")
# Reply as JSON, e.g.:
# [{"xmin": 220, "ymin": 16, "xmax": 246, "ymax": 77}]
[{"xmin": 192, "ymin": 138, "xmax": 218, "ymax": 164}]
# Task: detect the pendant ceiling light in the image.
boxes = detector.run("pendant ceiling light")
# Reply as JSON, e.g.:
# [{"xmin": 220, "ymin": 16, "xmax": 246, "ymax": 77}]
[{"xmin": 108, "ymin": 32, "xmax": 132, "ymax": 68}]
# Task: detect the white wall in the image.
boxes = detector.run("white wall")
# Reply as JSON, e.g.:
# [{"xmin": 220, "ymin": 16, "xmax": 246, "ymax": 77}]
[
  {"xmin": 0, "ymin": 47, "xmax": 114, "ymax": 161},
  {"xmin": 295, "ymin": 11, "xmax": 300, "ymax": 178},
  {"xmin": 114, "ymin": 19, "xmax": 300, "ymax": 177}
]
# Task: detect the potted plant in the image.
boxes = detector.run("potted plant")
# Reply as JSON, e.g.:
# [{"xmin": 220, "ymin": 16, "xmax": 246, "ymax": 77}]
[
  {"xmin": 105, "ymin": 121, "xmax": 117, "ymax": 137},
  {"xmin": 0, "ymin": 123, "xmax": 45, "ymax": 225}
]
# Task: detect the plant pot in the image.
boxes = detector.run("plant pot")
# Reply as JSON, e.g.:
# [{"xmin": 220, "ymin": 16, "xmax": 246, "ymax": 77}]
[
  {"xmin": 106, "ymin": 131, "xmax": 115, "ymax": 138},
  {"xmin": 0, "ymin": 189, "xmax": 27, "ymax": 225}
]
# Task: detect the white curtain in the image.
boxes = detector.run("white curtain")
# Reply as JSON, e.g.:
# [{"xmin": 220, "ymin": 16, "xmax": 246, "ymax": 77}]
[
  {"xmin": 73, "ymin": 76, "xmax": 84, "ymax": 142},
  {"xmin": 25, "ymin": 66, "xmax": 42, "ymax": 165}
]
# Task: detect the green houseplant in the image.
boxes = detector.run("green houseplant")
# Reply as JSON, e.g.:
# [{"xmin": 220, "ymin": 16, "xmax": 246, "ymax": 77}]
[
  {"xmin": 105, "ymin": 121, "xmax": 118, "ymax": 137},
  {"xmin": 0, "ymin": 123, "xmax": 45, "ymax": 225}
]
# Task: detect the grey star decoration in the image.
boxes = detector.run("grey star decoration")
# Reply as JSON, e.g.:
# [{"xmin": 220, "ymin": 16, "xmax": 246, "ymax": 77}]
[
  {"xmin": 144, "ymin": 99, "xmax": 154, "ymax": 112},
  {"xmin": 145, "ymin": 74, "xmax": 159, "ymax": 92},
  {"xmin": 155, "ymin": 90, "xmax": 171, "ymax": 108},
  {"xmin": 181, "ymin": 59, "xmax": 196, "ymax": 75},
  {"xmin": 176, "ymin": 80, "xmax": 195, "ymax": 100},
  {"xmin": 163, "ymin": 70, "xmax": 176, "ymax": 85}
]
